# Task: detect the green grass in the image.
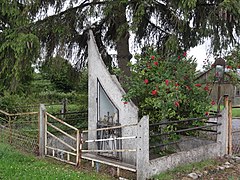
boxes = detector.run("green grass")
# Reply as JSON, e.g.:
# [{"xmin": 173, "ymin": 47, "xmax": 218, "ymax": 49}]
[
  {"xmin": 232, "ymin": 107, "xmax": 240, "ymax": 117},
  {"xmin": 0, "ymin": 143, "xmax": 110, "ymax": 180},
  {"xmin": 211, "ymin": 105, "xmax": 240, "ymax": 118},
  {"xmin": 153, "ymin": 159, "xmax": 218, "ymax": 180}
]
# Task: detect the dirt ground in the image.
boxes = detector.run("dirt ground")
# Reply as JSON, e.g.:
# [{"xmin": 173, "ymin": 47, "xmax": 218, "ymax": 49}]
[{"xmin": 177, "ymin": 156, "xmax": 240, "ymax": 180}]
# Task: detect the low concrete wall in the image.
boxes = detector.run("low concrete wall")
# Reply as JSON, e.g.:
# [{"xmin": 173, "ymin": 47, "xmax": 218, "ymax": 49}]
[
  {"xmin": 147, "ymin": 143, "xmax": 221, "ymax": 178},
  {"xmin": 136, "ymin": 107, "xmax": 229, "ymax": 180}
]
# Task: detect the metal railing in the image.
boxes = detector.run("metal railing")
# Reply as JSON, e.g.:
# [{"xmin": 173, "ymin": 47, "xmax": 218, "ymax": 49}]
[{"xmin": 149, "ymin": 115, "xmax": 221, "ymax": 156}]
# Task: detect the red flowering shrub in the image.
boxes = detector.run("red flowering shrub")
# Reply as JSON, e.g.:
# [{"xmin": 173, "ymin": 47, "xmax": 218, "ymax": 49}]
[
  {"xmin": 211, "ymin": 100, "xmax": 216, "ymax": 105},
  {"xmin": 144, "ymin": 79, "xmax": 149, "ymax": 84},
  {"xmin": 195, "ymin": 83, "xmax": 202, "ymax": 87},
  {"xmin": 151, "ymin": 90, "xmax": 157, "ymax": 96},
  {"xmin": 154, "ymin": 61, "xmax": 159, "ymax": 66},
  {"xmin": 123, "ymin": 47, "xmax": 211, "ymax": 122},
  {"xmin": 174, "ymin": 101, "xmax": 180, "ymax": 107},
  {"xmin": 165, "ymin": 79, "xmax": 169, "ymax": 86},
  {"xmin": 224, "ymin": 46, "xmax": 240, "ymax": 85}
]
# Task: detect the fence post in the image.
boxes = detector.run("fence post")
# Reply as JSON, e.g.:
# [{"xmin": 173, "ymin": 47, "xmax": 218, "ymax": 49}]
[
  {"xmin": 8, "ymin": 115, "xmax": 12, "ymax": 144},
  {"xmin": 228, "ymin": 100, "xmax": 232, "ymax": 155},
  {"xmin": 76, "ymin": 130, "xmax": 80, "ymax": 166},
  {"xmin": 39, "ymin": 104, "xmax": 46, "ymax": 157},
  {"xmin": 137, "ymin": 115, "xmax": 149, "ymax": 180},
  {"xmin": 217, "ymin": 95, "xmax": 229, "ymax": 156}
]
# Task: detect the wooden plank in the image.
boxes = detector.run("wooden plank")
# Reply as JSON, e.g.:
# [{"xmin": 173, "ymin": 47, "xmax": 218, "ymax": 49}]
[
  {"xmin": 47, "ymin": 131, "xmax": 76, "ymax": 151},
  {"xmin": 82, "ymin": 123, "xmax": 137, "ymax": 133},
  {"xmin": 82, "ymin": 153, "xmax": 136, "ymax": 172},
  {"xmin": 76, "ymin": 130, "xmax": 80, "ymax": 166},
  {"xmin": 47, "ymin": 122, "xmax": 77, "ymax": 141},
  {"xmin": 46, "ymin": 154, "xmax": 77, "ymax": 166},
  {"xmin": 46, "ymin": 146, "xmax": 77, "ymax": 156},
  {"xmin": 46, "ymin": 112, "xmax": 78, "ymax": 131},
  {"xmin": 0, "ymin": 110, "xmax": 11, "ymax": 116},
  {"xmin": 85, "ymin": 136, "xmax": 137, "ymax": 143},
  {"xmin": 10, "ymin": 112, "xmax": 38, "ymax": 116},
  {"xmin": 81, "ymin": 149, "xmax": 136, "ymax": 153}
]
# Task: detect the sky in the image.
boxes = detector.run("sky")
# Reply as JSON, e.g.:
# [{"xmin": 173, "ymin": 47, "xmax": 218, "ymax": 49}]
[
  {"xmin": 189, "ymin": 42, "xmax": 214, "ymax": 71},
  {"xmin": 44, "ymin": 2, "xmax": 216, "ymax": 71}
]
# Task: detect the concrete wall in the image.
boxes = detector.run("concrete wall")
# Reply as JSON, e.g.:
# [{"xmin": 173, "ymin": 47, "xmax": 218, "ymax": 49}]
[
  {"xmin": 88, "ymin": 30, "xmax": 138, "ymax": 164},
  {"xmin": 136, "ymin": 107, "xmax": 229, "ymax": 180},
  {"xmin": 147, "ymin": 143, "xmax": 221, "ymax": 178}
]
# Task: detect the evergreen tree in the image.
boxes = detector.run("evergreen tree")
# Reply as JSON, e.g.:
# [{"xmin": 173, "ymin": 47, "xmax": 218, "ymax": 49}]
[
  {"xmin": 2, "ymin": 0, "xmax": 240, "ymax": 90},
  {"xmin": 0, "ymin": 0, "xmax": 40, "ymax": 93},
  {"xmin": 31, "ymin": 0, "xmax": 240, "ymax": 77}
]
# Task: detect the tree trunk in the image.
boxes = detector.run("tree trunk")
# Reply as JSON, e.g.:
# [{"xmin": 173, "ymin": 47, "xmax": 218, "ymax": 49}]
[{"xmin": 114, "ymin": 3, "xmax": 132, "ymax": 81}]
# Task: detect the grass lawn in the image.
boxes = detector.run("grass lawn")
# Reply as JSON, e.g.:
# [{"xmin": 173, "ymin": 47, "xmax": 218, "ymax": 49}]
[
  {"xmin": 232, "ymin": 107, "xmax": 240, "ymax": 117},
  {"xmin": 153, "ymin": 159, "xmax": 222, "ymax": 180},
  {"xmin": 0, "ymin": 143, "xmax": 110, "ymax": 180},
  {"xmin": 211, "ymin": 105, "xmax": 240, "ymax": 117}
]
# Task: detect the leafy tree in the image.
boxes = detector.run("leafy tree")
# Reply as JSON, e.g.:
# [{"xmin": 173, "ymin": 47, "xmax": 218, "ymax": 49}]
[
  {"xmin": 0, "ymin": 0, "xmax": 40, "ymax": 93},
  {"xmin": 224, "ymin": 46, "xmax": 240, "ymax": 85},
  {"xmin": 30, "ymin": 0, "xmax": 240, "ymax": 78},
  {"xmin": 40, "ymin": 56, "xmax": 82, "ymax": 92}
]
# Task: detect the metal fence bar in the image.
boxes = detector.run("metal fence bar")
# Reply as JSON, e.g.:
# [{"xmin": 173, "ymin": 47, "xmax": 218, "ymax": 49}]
[
  {"xmin": 232, "ymin": 105, "xmax": 240, "ymax": 108},
  {"xmin": 150, "ymin": 123, "xmax": 222, "ymax": 137},
  {"xmin": 52, "ymin": 111, "xmax": 88, "ymax": 116},
  {"xmin": 149, "ymin": 115, "xmax": 221, "ymax": 127}
]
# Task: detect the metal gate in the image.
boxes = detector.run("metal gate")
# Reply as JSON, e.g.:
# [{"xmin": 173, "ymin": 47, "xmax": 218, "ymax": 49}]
[{"xmin": 45, "ymin": 112, "xmax": 80, "ymax": 165}]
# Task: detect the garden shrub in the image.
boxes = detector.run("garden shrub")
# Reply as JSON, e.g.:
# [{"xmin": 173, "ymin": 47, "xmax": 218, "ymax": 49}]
[{"xmin": 123, "ymin": 48, "xmax": 213, "ymax": 123}]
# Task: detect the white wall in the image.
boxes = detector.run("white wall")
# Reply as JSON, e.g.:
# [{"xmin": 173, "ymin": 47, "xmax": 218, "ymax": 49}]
[{"xmin": 88, "ymin": 30, "xmax": 139, "ymax": 164}]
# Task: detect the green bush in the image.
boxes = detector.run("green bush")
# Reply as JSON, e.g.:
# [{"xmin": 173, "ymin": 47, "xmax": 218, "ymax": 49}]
[{"xmin": 123, "ymin": 48, "xmax": 212, "ymax": 122}]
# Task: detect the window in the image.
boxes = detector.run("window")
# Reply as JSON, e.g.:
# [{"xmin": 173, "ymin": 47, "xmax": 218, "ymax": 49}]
[{"xmin": 236, "ymin": 87, "xmax": 240, "ymax": 96}]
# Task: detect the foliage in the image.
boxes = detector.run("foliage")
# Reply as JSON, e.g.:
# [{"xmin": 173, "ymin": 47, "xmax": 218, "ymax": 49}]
[
  {"xmin": 123, "ymin": 48, "xmax": 212, "ymax": 122},
  {"xmin": 224, "ymin": 46, "xmax": 240, "ymax": 85},
  {"xmin": 40, "ymin": 56, "xmax": 84, "ymax": 92},
  {"xmin": 0, "ymin": 92, "xmax": 37, "ymax": 113},
  {"xmin": 29, "ymin": 0, "xmax": 240, "ymax": 77},
  {"xmin": 0, "ymin": 1, "xmax": 40, "ymax": 93},
  {"xmin": 0, "ymin": 142, "xmax": 110, "ymax": 180}
]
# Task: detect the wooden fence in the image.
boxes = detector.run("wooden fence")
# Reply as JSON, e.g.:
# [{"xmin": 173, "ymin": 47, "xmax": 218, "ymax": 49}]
[
  {"xmin": 0, "ymin": 109, "xmax": 39, "ymax": 154},
  {"xmin": 45, "ymin": 112, "xmax": 80, "ymax": 166}
]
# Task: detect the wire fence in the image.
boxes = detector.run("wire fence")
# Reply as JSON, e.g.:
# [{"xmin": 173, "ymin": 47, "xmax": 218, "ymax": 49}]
[
  {"xmin": 52, "ymin": 110, "xmax": 88, "ymax": 130},
  {"xmin": 0, "ymin": 105, "xmax": 88, "ymax": 155},
  {"xmin": 0, "ymin": 110, "xmax": 39, "ymax": 154}
]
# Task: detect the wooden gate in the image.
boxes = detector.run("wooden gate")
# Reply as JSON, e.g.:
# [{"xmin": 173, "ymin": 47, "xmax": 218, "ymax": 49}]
[{"xmin": 45, "ymin": 112, "xmax": 80, "ymax": 165}]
